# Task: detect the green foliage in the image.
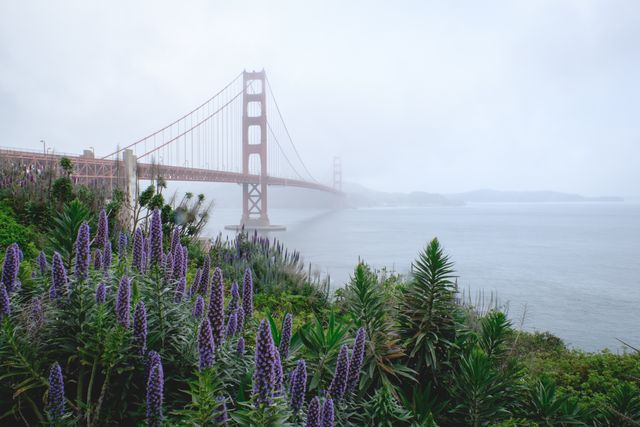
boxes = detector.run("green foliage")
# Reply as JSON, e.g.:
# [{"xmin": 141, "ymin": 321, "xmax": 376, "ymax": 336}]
[
  {"xmin": 48, "ymin": 200, "xmax": 91, "ymax": 267},
  {"xmin": 523, "ymin": 377, "xmax": 587, "ymax": 426},
  {"xmin": 51, "ymin": 177, "xmax": 74, "ymax": 205},
  {"xmin": 0, "ymin": 203, "xmax": 39, "ymax": 258},
  {"xmin": 364, "ymin": 383, "xmax": 413, "ymax": 427},
  {"xmin": 59, "ymin": 157, "xmax": 73, "ymax": 175},
  {"xmin": 400, "ymin": 238, "xmax": 457, "ymax": 380}
]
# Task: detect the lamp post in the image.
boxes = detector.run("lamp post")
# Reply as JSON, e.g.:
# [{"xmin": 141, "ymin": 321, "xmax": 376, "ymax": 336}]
[{"xmin": 40, "ymin": 139, "xmax": 46, "ymax": 156}]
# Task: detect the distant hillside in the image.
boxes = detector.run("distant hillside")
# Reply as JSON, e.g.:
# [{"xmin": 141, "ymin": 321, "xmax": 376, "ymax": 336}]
[
  {"xmin": 448, "ymin": 189, "xmax": 624, "ymax": 203},
  {"xmin": 343, "ymin": 183, "xmax": 463, "ymax": 207}
]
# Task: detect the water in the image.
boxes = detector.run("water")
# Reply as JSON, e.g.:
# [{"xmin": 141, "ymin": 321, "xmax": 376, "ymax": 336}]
[{"xmin": 205, "ymin": 203, "xmax": 640, "ymax": 352}]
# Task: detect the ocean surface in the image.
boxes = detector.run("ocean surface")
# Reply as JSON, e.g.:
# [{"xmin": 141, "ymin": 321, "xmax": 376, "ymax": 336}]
[{"xmin": 204, "ymin": 202, "xmax": 640, "ymax": 352}]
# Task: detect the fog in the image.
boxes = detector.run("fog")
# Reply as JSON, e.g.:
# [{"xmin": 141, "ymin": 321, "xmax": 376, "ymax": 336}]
[{"xmin": 1, "ymin": 1, "xmax": 639, "ymax": 196}]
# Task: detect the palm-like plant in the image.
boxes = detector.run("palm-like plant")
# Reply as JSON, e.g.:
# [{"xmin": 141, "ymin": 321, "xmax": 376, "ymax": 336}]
[
  {"xmin": 400, "ymin": 238, "xmax": 457, "ymax": 380},
  {"xmin": 524, "ymin": 377, "xmax": 587, "ymax": 426},
  {"xmin": 48, "ymin": 200, "xmax": 91, "ymax": 268}
]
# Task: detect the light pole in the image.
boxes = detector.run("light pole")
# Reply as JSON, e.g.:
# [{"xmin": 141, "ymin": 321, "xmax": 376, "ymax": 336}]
[{"xmin": 40, "ymin": 139, "xmax": 46, "ymax": 156}]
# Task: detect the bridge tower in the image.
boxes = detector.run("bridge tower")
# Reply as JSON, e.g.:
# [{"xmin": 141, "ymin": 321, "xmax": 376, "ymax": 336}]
[
  {"xmin": 241, "ymin": 70, "xmax": 271, "ymax": 228},
  {"xmin": 332, "ymin": 156, "xmax": 342, "ymax": 191}
]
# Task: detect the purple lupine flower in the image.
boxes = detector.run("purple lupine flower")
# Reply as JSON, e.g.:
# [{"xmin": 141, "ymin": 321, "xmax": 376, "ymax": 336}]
[
  {"xmin": 0, "ymin": 284, "xmax": 10, "ymax": 318},
  {"xmin": 236, "ymin": 306, "xmax": 245, "ymax": 333},
  {"xmin": 132, "ymin": 228, "xmax": 143, "ymax": 270},
  {"xmin": 115, "ymin": 276, "xmax": 131, "ymax": 328},
  {"xmin": 94, "ymin": 249, "xmax": 103, "ymax": 270},
  {"xmin": 328, "ymin": 345, "xmax": 350, "ymax": 400},
  {"xmin": 75, "ymin": 222, "xmax": 91, "ymax": 279},
  {"xmin": 48, "ymin": 362, "xmax": 65, "ymax": 423},
  {"xmin": 30, "ymin": 297, "xmax": 44, "ymax": 330},
  {"xmin": 321, "ymin": 398, "xmax": 334, "ymax": 427},
  {"xmin": 207, "ymin": 267, "xmax": 225, "ymax": 347},
  {"xmin": 215, "ymin": 396, "xmax": 228, "ymax": 426},
  {"xmin": 274, "ymin": 348, "xmax": 283, "ymax": 394},
  {"xmin": 118, "ymin": 231, "xmax": 127, "ymax": 261},
  {"xmin": 346, "ymin": 327, "xmax": 366, "ymax": 394},
  {"xmin": 290, "ymin": 359, "xmax": 307, "ymax": 414},
  {"xmin": 192, "ymin": 296, "xmax": 204, "ymax": 319},
  {"xmin": 188, "ymin": 268, "xmax": 202, "ymax": 297},
  {"xmin": 140, "ymin": 251, "xmax": 147, "ymax": 274},
  {"xmin": 170, "ymin": 228, "xmax": 180, "ymax": 256},
  {"xmin": 199, "ymin": 255, "xmax": 211, "ymax": 296},
  {"xmin": 1, "ymin": 243, "xmax": 19, "ymax": 292},
  {"xmin": 50, "ymin": 252, "xmax": 67, "ymax": 301},
  {"xmin": 279, "ymin": 313, "xmax": 293, "ymax": 359},
  {"xmin": 228, "ymin": 282, "xmax": 239, "ymax": 313},
  {"xmin": 163, "ymin": 253, "xmax": 173, "ymax": 284},
  {"xmin": 172, "ymin": 245, "xmax": 183, "ymax": 280},
  {"xmin": 95, "ymin": 208, "xmax": 108, "ymax": 248},
  {"xmin": 150, "ymin": 208, "xmax": 163, "ymax": 267},
  {"xmin": 144, "ymin": 237, "xmax": 151, "ymax": 269},
  {"xmin": 95, "ymin": 283, "xmax": 106, "ymax": 304},
  {"xmin": 103, "ymin": 241, "xmax": 112, "ymax": 272},
  {"xmin": 133, "ymin": 300, "xmax": 148, "ymax": 355},
  {"xmin": 225, "ymin": 311, "xmax": 237, "ymax": 338},
  {"xmin": 146, "ymin": 356, "xmax": 164, "ymax": 427},
  {"xmin": 181, "ymin": 247, "xmax": 188, "ymax": 278},
  {"xmin": 242, "ymin": 268, "xmax": 254, "ymax": 320},
  {"xmin": 198, "ymin": 317, "xmax": 215, "ymax": 369},
  {"xmin": 37, "ymin": 251, "xmax": 48, "ymax": 274},
  {"xmin": 306, "ymin": 396, "xmax": 321, "ymax": 427},
  {"xmin": 253, "ymin": 320, "xmax": 277, "ymax": 406},
  {"xmin": 237, "ymin": 336, "xmax": 245, "ymax": 355},
  {"xmin": 147, "ymin": 350, "xmax": 161, "ymax": 379},
  {"xmin": 174, "ymin": 277, "xmax": 186, "ymax": 303}
]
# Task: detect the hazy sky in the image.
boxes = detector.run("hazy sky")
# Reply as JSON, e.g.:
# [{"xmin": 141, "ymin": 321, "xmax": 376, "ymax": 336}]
[{"xmin": 1, "ymin": 1, "xmax": 638, "ymax": 196}]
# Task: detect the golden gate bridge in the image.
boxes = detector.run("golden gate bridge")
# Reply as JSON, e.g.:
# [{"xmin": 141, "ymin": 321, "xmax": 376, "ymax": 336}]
[{"xmin": 0, "ymin": 70, "xmax": 344, "ymax": 229}]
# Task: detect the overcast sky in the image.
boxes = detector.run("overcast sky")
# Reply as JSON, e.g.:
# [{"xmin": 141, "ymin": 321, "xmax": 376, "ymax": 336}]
[{"xmin": 1, "ymin": 1, "xmax": 638, "ymax": 196}]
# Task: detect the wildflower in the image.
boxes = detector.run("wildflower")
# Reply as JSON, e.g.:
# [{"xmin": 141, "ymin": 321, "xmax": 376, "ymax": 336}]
[
  {"xmin": 116, "ymin": 276, "xmax": 131, "ymax": 328},
  {"xmin": 133, "ymin": 300, "xmax": 148, "ymax": 355},
  {"xmin": 274, "ymin": 348, "xmax": 283, "ymax": 394},
  {"xmin": 208, "ymin": 267, "xmax": 225, "ymax": 347},
  {"xmin": 236, "ymin": 306, "xmax": 245, "ymax": 333},
  {"xmin": 75, "ymin": 222, "xmax": 91, "ymax": 279},
  {"xmin": 30, "ymin": 297, "xmax": 44, "ymax": 330},
  {"xmin": 188, "ymin": 268, "xmax": 202, "ymax": 297},
  {"xmin": 0, "ymin": 284, "xmax": 10, "ymax": 318},
  {"xmin": 279, "ymin": 313, "xmax": 293, "ymax": 359},
  {"xmin": 132, "ymin": 228, "xmax": 143, "ymax": 270},
  {"xmin": 198, "ymin": 318, "xmax": 215, "ymax": 369},
  {"xmin": 150, "ymin": 208, "xmax": 163, "ymax": 267},
  {"xmin": 192, "ymin": 296, "xmax": 204, "ymax": 319},
  {"xmin": 174, "ymin": 277, "xmax": 186, "ymax": 303},
  {"xmin": 215, "ymin": 396, "xmax": 228, "ymax": 426},
  {"xmin": 103, "ymin": 241, "xmax": 112, "ymax": 272},
  {"xmin": 199, "ymin": 255, "xmax": 211, "ymax": 296},
  {"xmin": 346, "ymin": 327, "xmax": 366, "ymax": 393},
  {"xmin": 181, "ymin": 247, "xmax": 188, "ymax": 278},
  {"xmin": 172, "ymin": 244, "xmax": 183, "ymax": 280},
  {"xmin": 228, "ymin": 282, "xmax": 239, "ymax": 312},
  {"xmin": 48, "ymin": 362, "xmax": 65, "ymax": 423},
  {"xmin": 50, "ymin": 252, "xmax": 67, "ymax": 301},
  {"xmin": 306, "ymin": 396, "xmax": 321, "ymax": 427},
  {"xmin": 146, "ymin": 356, "xmax": 164, "ymax": 427},
  {"xmin": 37, "ymin": 251, "xmax": 48, "ymax": 274},
  {"xmin": 237, "ymin": 336, "xmax": 245, "ymax": 355},
  {"xmin": 95, "ymin": 283, "xmax": 106, "ymax": 304},
  {"xmin": 170, "ymin": 228, "xmax": 180, "ymax": 256},
  {"xmin": 1, "ymin": 243, "xmax": 20, "ymax": 292},
  {"xmin": 226, "ymin": 311, "xmax": 237, "ymax": 338},
  {"xmin": 321, "ymin": 398, "xmax": 334, "ymax": 427},
  {"xmin": 94, "ymin": 249, "xmax": 103, "ymax": 270},
  {"xmin": 253, "ymin": 320, "xmax": 277, "ymax": 406},
  {"xmin": 95, "ymin": 208, "xmax": 109, "ymax": 248},
  {"xmin": 118, "ymin": 231, "xmax": 128, "ymax": 261},
  {"xmin": 163, "ymin": 253, "xmax": 173, "ymax": 283},
  {"xmin": 290, "ymin": 359, "xmax": 307, "ymax": 414},
  {"xmin": 242, "ymin": 268, "xmax": 254, "ymax": 320},
  {"xmin": 328, "ymin": 345, "xmax": 350, "ymax": 400},
  {"xmin": 147, "ymin": 350, "xmax": 161, "ymax": 379}
]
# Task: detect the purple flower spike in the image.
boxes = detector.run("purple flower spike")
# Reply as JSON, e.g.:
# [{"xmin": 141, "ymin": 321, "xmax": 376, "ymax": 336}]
[
  {"xmin": 96, "ymin": 208, "xmax": 108, "ymax": 248},
  {"xmin": 146, "ymin": 356, "xmax": 164, "ymax": 427},
  {"xmin": 236, "ymin": 306, "xmax": 245, "ymax": 333},
  {"xmin": 103, "ymin": 241, "xmax": 112, "ymax": 272},
  {"xmin": 95, "ymin": 283, "xmax": 106, "ymax": 304},
  {"xmin": 94, "ymin": 249, "xmax": 103, "ymax": 270},
  {"xmin": 226, "ymin": 311, "xmax": 237, "ymax": 338},
  {"xmin": 290, "ymin": 359, "xmax": 307, "ymax": 414},
  {"xmin": 115, "ymin": 276, "xmax": 131, "ymax": 328},
  {"xmin": 198, "ymin": 317, "xmax": 216, "ymax": 369},
  {"xmin": 346, "ymin": 327, "xmax": 366, "ymax": 394},
  {"xmin": 199, "ymin": 256, "xmax": 211, "ymax": 296},
  {"xmin": 0, "ymin": 284, "xmax": 10, "ymax": 318},
  {"xmin": 253, "ymin": 320, "xmax": 277, "ymax": 406},
  {"xmin": 163, "ymin": 253, "xmax": 173, "ymax": 284},
  {"xmin": 37, "ymin": 251, "xmax": 48, "ymax": 274},
  {"xmin": 147, "ymin": 350, "xmax": 161, "ymax": 379},
  {"xmin": 207, "ymin": 267, "xmax": 225, "ymax": 347},
  {"xmin": 170, "ymin": 228, "xmax": 180, "ymax": 256},
  {"xmin": 1, "ymin": 243, "xmax": 19, "ymax": 292},
  {"xmin": 192, "ymin": 296, "xmax": 204, "ymax": 319},
  {"xmin": 118, "ymin": 231, "xmax": 127, "ymax": 261},
  {"xmin": 133, "ymin": 300, "xmax": 148, "ymax": 355},
  {"xmin": 172, "ymin": 245, "xmax": 183, "ymax": 280},
  {"xmin": 215, "ymin": 396, "xmax": 228, "ymax": 426},
  {"xmin": 181, "ymin": 247, "xmax": 188, "ymax": 278},
  {"xmin": 150, "ymin": 208, "xmax": 163, "ymax": 267},
  {"xmin": 242, "ymin": 268, "xmax": 254, "ymax": 320},
  {"xmin": 174, "ymin": 277, "xmax": 186, "ymax": 303},
  {"xmin": 328, "ymin": 345, "xmax": 350, "ymax": 400},
  {"xmin": 48, "ymin": 362, "xmax": 65, "ymax": 423},
  {"xmin": 189, "ymin": 268, "xmax": 202, "ymax": 297},
  {"xmin": 30, "ymin": 297, "xmax": 44, "ymax": 330},
  {"xmin": 237, "ymin": 336, "xmax": 245, "ymax": 355},
  {"xmin": 75, "ymin": 222, "xmax": 91, "ymax": 279},
  {"xmin": 132, "ymin": 228, "xmax": 143, "ymax": 271},
  {"xmin": 279, "ymin": 313, "xmax": 293, "ymax": 359},
  {"xmin": 274, "ymin": 348, "xmax": 283, "ymax": 394},
  {"xmin": 321, "ymin": 398, "xmax": 334, "ymax": 427},
  {"xmin": 306, "ymin": 396, "xmax": 321, "ymax": 427},
  {"xmin": 50, "ymin": 252, "xmax": 67, "ymax": 301},
  {"xmin": 228, "ymin": 282, "xmax": 239, "ymax": 313}
]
